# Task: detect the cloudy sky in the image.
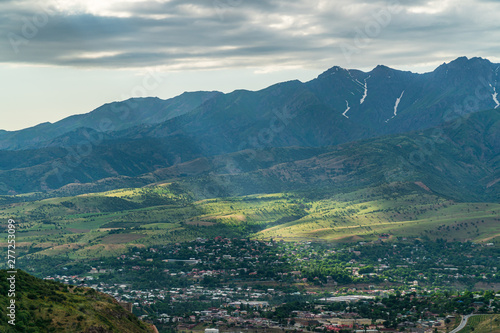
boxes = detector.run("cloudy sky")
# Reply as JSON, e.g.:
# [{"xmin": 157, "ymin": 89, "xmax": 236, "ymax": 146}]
[{"xmin": 1, "ymin": 0, "xmax": 500, "ymax": 131}]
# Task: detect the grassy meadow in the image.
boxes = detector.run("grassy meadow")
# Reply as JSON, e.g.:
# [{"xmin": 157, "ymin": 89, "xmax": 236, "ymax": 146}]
[{"xmin": 0, "ymin": 182, "xmax": 498, "ymax": 269}]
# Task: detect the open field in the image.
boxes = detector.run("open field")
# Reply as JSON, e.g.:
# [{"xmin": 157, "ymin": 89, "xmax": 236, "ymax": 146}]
[{"xmin": 255, "ymin": 190, "xmax": 500, "ymax": 243}]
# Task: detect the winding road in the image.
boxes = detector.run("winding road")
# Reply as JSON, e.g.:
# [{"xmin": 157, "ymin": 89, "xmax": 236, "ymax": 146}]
[{"xmin": 450, "ymin": 314, "xmax": 475, "ymax": 333}]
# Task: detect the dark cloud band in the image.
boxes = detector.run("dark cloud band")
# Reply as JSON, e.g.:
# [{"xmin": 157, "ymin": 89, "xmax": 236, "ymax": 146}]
[{"xmin": 1, "ymin": 0, "xmax": 500, "ymax": 71}]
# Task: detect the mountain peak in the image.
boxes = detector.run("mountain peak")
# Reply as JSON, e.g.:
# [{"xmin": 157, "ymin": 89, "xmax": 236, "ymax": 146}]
[
  {"xmin": 451, "ymin": 56, "xmax": 469, "ymax": 63},
  {"xmin": 441, "ymin": 56, "xmax": 491, "ymax": 68},
  {"xmin": 368, "ymin": 64, "xmax": 402, "ymax": 79},
  {"xmin": 374, "ymin": 64, "xmax": 391, "ymax": 70},
  {"xmin": 317, "ymin": 65, "xmax": 348, "ymax": 79},
  {"xmin": 434, "ymin": 56, "xmax": 494, "ymax": 77}
]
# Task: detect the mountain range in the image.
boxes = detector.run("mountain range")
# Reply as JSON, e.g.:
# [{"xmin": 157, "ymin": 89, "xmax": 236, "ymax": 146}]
[{"xmin": 0, "ymin": 56, "xmax": 499, "ymax": 199}]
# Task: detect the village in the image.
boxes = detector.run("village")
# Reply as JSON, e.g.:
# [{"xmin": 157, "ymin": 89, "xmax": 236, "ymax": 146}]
[
  {"xmin": 44, "ymin": 273, "xmax": 464, "ymax": 332},
  {"xmin": 43, "ymin": 237, "xmax": 499, "ymax": 332}
]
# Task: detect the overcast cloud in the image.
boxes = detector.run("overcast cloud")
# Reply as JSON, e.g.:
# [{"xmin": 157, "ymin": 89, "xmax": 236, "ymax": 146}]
[
  {"xmin": 1, "ymin": 0, "xmax": 500, "ymax": 131},
  {"xmin": 2, "ymin": 0, "xmax": 500, "ymax": 72}
]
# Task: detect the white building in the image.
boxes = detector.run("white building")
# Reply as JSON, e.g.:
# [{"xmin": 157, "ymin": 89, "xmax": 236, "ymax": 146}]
[{"xmin": 205, "ymin": 329, "xmax": 219, "ymax": 333}]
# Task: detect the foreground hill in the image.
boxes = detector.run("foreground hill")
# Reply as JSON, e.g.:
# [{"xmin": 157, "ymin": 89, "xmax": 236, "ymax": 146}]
[
  {"xmin": 0, "ymin": 57, "xmax": 499, "ymax": 194},
  {"xmin": 0, "ymin": 270, "xmax": 154, "ymax": 333}
]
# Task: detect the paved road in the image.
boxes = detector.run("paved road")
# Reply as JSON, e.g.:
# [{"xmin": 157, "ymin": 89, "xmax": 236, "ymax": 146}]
[{"xmin": 450, "ymin": 314, "xmax": 474, "ymax": 333}]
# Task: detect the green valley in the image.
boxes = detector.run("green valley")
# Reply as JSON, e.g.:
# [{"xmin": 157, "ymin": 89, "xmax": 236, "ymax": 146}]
[{"xmin": 1, "ymin": 182, "xmax": 498, "ymax": 273}]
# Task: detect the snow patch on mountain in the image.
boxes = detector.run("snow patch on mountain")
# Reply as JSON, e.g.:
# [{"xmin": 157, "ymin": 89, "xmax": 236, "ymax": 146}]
[
  {"xmin": 385, "ymin": 90, "xmax": 405, "ymax": 123},
  {"xmin": 360, "ymin": 76, "xmax": 370, "ymax": 105},
  {"xmin": 342, "ymin": 100, "xmax": 351, "ymax": 118},
  {"xmin": 490, "ymin": 84, "xmax": 499, "ymax": 109},
  {"xmin": 394, "ymin": 91, "xmax": 405, "ymax": 116},
  {"xmin": 347, "ymin": 70, "xmax": 363, "ymax": 87}
]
